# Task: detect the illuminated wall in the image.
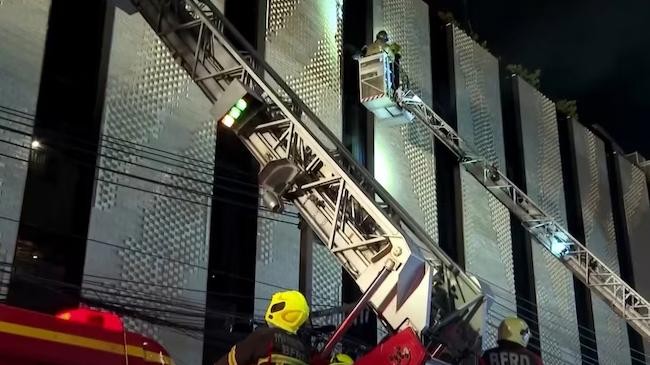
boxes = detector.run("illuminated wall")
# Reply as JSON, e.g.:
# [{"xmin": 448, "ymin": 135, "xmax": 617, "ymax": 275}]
[
  {"xmin": 260, "ymin": 0, "xmax": 344, "ymax": 317},
  {"xmin": 84, "ymin": 9, "xmax": 216, "ymax": 364},
  {"xmin": 571, "ymin": 120, "xmax": 631, "ymax": 365},
  {"xmin": 0, "ymin": 0, "xmax": 51, "ymax": 298},
  {"xmin": 617, "ymin": 155, "xmax": 650, "ymax": 360},
  {"xmin": 515, "ymin": 77, "xmax": 581, "ymax": 364},
  {"xmin": 373, "ymin": 0, "xmax": 437, "ymax": 243},
  {"xmin": 450, "ymin": 25, "xmax": 515, "ymax": 349}
]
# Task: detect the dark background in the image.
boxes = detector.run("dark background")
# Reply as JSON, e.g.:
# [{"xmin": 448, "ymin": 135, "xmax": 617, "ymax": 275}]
[{"xmin": 433, "ymin": 0, "xmax": 650, "ymax": 155}]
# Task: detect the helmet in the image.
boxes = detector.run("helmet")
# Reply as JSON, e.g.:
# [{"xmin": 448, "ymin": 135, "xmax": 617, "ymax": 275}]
[
  {"xmin": 376, "ymin": 30, "xmax": 389, "ymax": 42},
  {"xmin": 265, "ymin": 290, "xmax": 309, "ymax": 334},
  {"xmin": 498, "ymin": 317, "xmax": 531, "ymax": 347},
  {"xmin": 331, "ymin": 353, "xmax": 354, "ymax": 365}
]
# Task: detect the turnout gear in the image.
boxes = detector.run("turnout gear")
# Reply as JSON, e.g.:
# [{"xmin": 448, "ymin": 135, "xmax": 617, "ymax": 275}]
[
  {"xmin": 363, "ymin": 30, "xmax": 401, "ymax": 60},
  {"xmin": 480, "ymin": 318, "xmax": 543, "ymax": 365},
  {"xmin": 480, "ymin": 341, "xmax": 543, "ymax": 365},
  {"xmin": 265, "ymin": 290, "xmax": 310, "ymax": 335},
  {"xmin": 498, "ymin": 317, "xmax": 531, "ymax": 347},
  {"xmin": 215, "ymin": 291, "xmax": 310, "ymax": 365},
  {"xmin": 215, "ymin": 327, "xmax": 310, "ymax": 365},
  {"xmin": 360, "ymin": 30, "xmax": 403, "ymax": 91}
]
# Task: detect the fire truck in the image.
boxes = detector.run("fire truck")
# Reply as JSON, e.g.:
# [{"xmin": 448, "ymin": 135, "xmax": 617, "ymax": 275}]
[{"xmin": 0, "ymin": 304, "xmax": 173, "ymax": 365}]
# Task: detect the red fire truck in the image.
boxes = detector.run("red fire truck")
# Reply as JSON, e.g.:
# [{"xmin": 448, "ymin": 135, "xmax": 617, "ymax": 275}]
[{"xmin": 0, "ymin": 304, "xmax": 174, "ymax": 365}]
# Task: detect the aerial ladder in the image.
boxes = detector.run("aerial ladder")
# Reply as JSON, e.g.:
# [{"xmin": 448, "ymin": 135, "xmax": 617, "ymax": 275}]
[
  {"xmin": 131, "ymin": 0, "xmax": 483, "ymax": 363},
  {"xmin": 128, "ymin": 0, "xmax": 650, "ymax": 363},
  {"xmin": 357, "ymin": 40, "xmax": 650, "ymax": 337}
]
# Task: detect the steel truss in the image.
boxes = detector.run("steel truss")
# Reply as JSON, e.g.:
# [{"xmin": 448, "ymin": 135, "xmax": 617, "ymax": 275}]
[
  {"xmin": 132, "ymin": 0, "xmax": 485, "ymax": 358},
  {"xmin": 398, "ymin": 90, "xmax": 650, "ymax": 339}
]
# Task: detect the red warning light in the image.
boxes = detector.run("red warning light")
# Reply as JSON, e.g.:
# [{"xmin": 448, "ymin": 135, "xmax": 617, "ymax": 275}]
[{"xmin": 55, "ymin": 308, "xmax": 124, "ymax": 332}]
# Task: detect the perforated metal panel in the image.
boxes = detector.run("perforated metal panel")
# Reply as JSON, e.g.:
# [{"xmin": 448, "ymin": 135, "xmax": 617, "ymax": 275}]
[
  {"xmin": 618, "ymin": 155, "xmax": 650, "ymax": 361},
  {"xmin": 83, "ymin": 10, "xmax": 214, "ymax": 365},
  {"xmin": 311, "ymin": 243, "xmax": 343, "ymax": 326},
  {"xmin": 265, "ymin": 0, "xmax": 343, "ymax": 140},
  {"xmin": 377, "ymin": 0, "xmax": 432, "ymax": 103},
  {"xmin": 254, "ymin": 209, "xmax": 300, "ymax": 318},
  {"xmin": 261, "ymin": 0, "xmax": 344, "ymax": 317},
  {"xmin": 572, "ymin": 121, "xmax": 631, "ymax": 365},
  {"xmin": 451, "ymin": 26, "xmax": 516, "ymax": 350},
  {"xmin": 516, "ymin": 78, "xmax": 581, "ymax": 364},
  {"xmin": 373, "ymin": 0, "xmax": 437, "ymax": 242},
  {"xmin": 0, "ymin": 0, "xmax": 51, "ymax": 298}
]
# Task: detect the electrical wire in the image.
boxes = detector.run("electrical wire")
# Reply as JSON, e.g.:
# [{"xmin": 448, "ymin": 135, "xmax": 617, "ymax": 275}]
[
  {"xmin": 0, "ymin": 105, "xmax": 289, "ymax": 207},
  {"xmin": 1, "ymin": 264, "xmax": 647, "ymax": 364},
  {"xmin": 0, "ymin": 107, "xmax": 299, "ymax": 217},
  {"xmin": 0, "ymin": 105, "xmax": 214, "ymax": 169},
  {"xmin": 0, "ymin": 265, "xmax": 339, "ymax": 319},
  {"xmin": 0, "ymin": 266, "xmax": 358, "ymax": 346},
  {"xmin": 0, "ymin": 104, "xmax": 258, "ymax": 179},
  {"xmin": 1, "ymin": 105, "xmax": 647, "ymax": 362},
  {"xmin": 0, "ymin": 208, "xmax": 337, "ymax": 311},
  {"xmin": 0, "ymin": 134, "xmax": 300, "ymax": 223}
]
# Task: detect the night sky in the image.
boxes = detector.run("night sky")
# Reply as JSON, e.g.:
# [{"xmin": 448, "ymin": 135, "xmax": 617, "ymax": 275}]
[{"xmin": 438, "ymin": 0, "xmax": 650, "ymax": 156}]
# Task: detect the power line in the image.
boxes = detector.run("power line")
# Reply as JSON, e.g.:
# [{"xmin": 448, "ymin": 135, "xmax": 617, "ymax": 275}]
[
  {"xmin": 0, "ymin": 210, "xmax": 333, "ymax": 310},
  {"xmin": 0, "ymin": 104, "xmax": 263, "ymax": 181},
  {"xmin": 1, "ymin": 105, "xmax": 646, "ymax": 361},
  {"xmin": 0, "ymin": 105, "xmax": 301, "ymax": 218},
  {"xmin": 0, "ymin": 266, "xmax": 342, "ymax": 328},
  {"xmin": 0, "ymin": 107, "xmax": 258, "ymax": 188},
  {"xmin": 0, "ymin": 104, "xmax": 215, "ymax": 169},
  {"xmin": 0, "ymin": 134, "xmax": 299, "ymax": 222}
]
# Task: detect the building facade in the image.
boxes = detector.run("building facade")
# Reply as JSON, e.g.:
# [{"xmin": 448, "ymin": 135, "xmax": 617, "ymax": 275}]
[{"xmin": 0, "ymin": 0, "xmax": 647, "ymax": 364}]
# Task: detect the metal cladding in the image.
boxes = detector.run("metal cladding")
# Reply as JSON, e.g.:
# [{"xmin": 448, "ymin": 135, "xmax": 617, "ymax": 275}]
[
  {"xmin": 373, "ymin": 0, "xmax": 438, "ymax": 243},
  {"xmin": 618, "ymin": 155, "xmax": 650, "ymax": 359},
  {"xmin": 450, "ymin": 25, "xmax": 516, "ymax": 350},
  {"xmin": 571, "ymin": 120, "xmax": 631, "ymax": 365},
  {"xmin": 83, "ymin": 10, "xmax": 214, "ymax": 365},
  {"xmin": 515, "ymin": 77, "xmax": 581, "ymax": 364}
]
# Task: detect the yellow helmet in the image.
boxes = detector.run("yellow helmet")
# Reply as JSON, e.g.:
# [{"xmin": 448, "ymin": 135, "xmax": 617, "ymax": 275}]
[
  {"xmin": 331, "ymin": 353, "xmax": 354, "ymax": 365},
  {"xmin": 498, "ymin": 317, "xmax": 531, "ymax": 347},
  {"xmin": 265, "ymin": 290, "xmax": 309, "ymax": 334}
]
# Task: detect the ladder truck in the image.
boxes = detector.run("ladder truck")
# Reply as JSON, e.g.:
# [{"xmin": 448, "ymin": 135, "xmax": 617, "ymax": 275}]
[{"xmin": 127, "ymin": 0, "xmax": 650, "ymax": 363}]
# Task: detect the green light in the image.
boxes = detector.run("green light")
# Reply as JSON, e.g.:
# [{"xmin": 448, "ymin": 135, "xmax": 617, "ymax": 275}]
[
  {"xmin": 235, "ymin": 99, "xmax": 248, "ymax": 111},
  {"xmin": 228, "ymin": 107, "xmax": 242, "ymax": 119}
]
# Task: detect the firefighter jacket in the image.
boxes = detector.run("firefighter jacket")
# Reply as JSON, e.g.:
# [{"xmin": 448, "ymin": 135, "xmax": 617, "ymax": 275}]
[
  {"xmin": 215, "ymin": 327, "xmax": 310, "ymax": 365},
  {"xmin": 364, "ymin": 40, "xmax": 401, "ymax": 61},
  {"xmin": 480, "ymin": 341, "xmax": 544, "ymax": 365}
]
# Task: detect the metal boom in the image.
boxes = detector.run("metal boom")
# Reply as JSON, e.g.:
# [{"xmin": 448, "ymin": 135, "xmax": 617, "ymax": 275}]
[{"xmin": 398, "ymin": 90, "xmax": 650, "ymax": 339}]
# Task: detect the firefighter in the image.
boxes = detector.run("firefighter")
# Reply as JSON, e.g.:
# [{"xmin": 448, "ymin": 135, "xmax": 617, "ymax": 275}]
[
  {"xmin": 359, "ymin": 30, "xmax": 402, "ymax": 91},
  {"xmin": 362, "ymin": 31, "xmax": 401, "ymax": 59},
  {"xmin": 330, "ymin": 353, "xmax": 354, "ymax": 365},
  {"xmin": 215, "ymin": 290, "xmax": 310, "ymax": 365},
  {"xmin": 480, "ymin": 317, "xmax": 543, "ymax": 365}
]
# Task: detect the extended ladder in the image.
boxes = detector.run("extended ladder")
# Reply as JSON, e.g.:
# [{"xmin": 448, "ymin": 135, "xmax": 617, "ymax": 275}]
[
  {"xmin": 397, "ymin": 90, "xmax": 650, "ymax": 339},
  {"xmin": 132, "ymin": 0, "xmax": 485, "ymax": 360}
]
